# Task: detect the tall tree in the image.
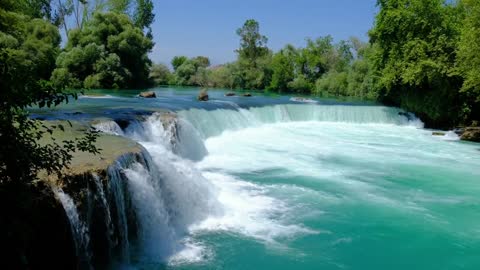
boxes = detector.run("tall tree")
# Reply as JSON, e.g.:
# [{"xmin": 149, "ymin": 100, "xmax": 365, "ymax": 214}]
[
  {"xmin": 269, "ymin": 46, "xmax": 296, "ymax": 91},
  {"xmin": 369, "ymin": 0, "xmax": 463, "ymax": 127},
  {"xmin": 235, "ymin": 19, "xmax": 271, "ymax": 89},
  {"xmin": 133, "ymin": 0, "xmax": 154, "ymax": 38},
  {"xmin": 236, "ymin": 19, "xmax": 269, "ymax": 66},
  {"xmin": 457, "ymin": 0, "xmax": 480, "ymax": 122}
]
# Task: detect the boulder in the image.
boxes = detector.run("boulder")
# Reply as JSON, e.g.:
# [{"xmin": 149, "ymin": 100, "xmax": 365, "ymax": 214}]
[
  {"xmin": 432, "ymin": 131, "xmax": 446, "ymax": 136},
  {"xmin": 225, "ymin": 92, "xmax": 236, "ymax": 97},
  {"xmin": 198, "ymin": 90, "xmax": 209, "ymax": 101},
  {"xmin": 460, "ymin": 127, "xmax": 480, "ymax": 142},
  {"xmin": 139, "ymin": 91, "xmax": 156, "ymax": 98},
  {"xmin": 242, "ymin": 92, "xmax": 252, "ymax": 97}
]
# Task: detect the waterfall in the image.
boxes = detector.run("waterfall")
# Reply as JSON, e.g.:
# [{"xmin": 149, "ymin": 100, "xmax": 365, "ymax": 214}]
[
  {"xmin": 93, "ymin": 120, "xmax": 125, "ymax": 136},
  {"xmin": 178, "ymin": 104, "xmax": 424, "ymax": 138},
  {"xmin": 106, "ymin": 157, "xmax": 133, "ymax": 262},
  {"xmin": 54, "ymin": 188, "xmax": 93, "ymax": 269},
  {"xmin": 91, "ymin": 173, "xmax": 114, "ymax": 255},
  {"xmin": 124, "ymin": 162, "xmax": 178, "ymax": 260}
]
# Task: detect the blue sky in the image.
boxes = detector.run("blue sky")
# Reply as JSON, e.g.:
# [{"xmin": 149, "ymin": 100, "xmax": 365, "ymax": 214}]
[{"xmin": 150, "ymin": 0, "xmax": 378, "ymax": 66}]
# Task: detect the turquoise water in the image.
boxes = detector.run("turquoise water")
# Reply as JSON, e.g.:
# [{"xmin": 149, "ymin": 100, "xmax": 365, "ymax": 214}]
[{"xmin": 42, "ymin": 87, "xmax": 480, "ymax": 269}]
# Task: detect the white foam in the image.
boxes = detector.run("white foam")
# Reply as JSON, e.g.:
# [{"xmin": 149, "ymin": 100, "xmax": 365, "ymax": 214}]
[
  {"xmin": 441, "ymin": 131, "xmax": 460, "ymax": 141},
  {"xmin": 167, "ymin": 239, "xmax": 212, "ymax": 266},
  {"xmin": 190, "ymin": 172, "xmax": 318, "ymax": 244},
  {"xmin": 93, "ymin": 121, "xmax": 124, "ymax": 136}
]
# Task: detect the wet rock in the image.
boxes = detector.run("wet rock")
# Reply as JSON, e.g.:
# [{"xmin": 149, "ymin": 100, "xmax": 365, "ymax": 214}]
[
  {"xmin": 198, "ymin": 90, "xmax": 209, "ymax": 101},
  {"xmin": 460, "ymin": 127, "xmax": 480, "ymax": 142},
  {"xmin": 242, "ymin": 92, "xmax": 252, "ymax": 97},
  {"xmin": 432, "ymin": 131, "xmax": 446, "ymax": 136},
  {"xmin": 225, "ymin": 92, "xmax": 236, "ymax": 97},
  {"xmin": 139, "ymin": 91, "xmax": 156, "ymax": 98}
]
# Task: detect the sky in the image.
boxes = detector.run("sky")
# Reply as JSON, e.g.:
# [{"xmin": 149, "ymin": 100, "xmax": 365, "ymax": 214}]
[{"xmin": 150, "ymin": 0, "xmax": 378, "ymax": 66}]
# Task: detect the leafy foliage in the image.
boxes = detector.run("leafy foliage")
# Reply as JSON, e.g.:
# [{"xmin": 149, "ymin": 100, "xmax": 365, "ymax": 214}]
[
  {"xmin": 51, "ymin": 11, "xmax": 153, "ymax": 89},
  {"xmin": 369, "ymin": 0, "xmax": 465, "ymax": 127},
  {"xmin": 149, "ymin": 63, "xmax": 172, "ymax": 85},
  {"xmin": 0, "ymin": 0, "xmax": 99, "ymax": 185},
  {"xmin": 457, "ymin": 0, "xmax": 480, "ymax": 121}
]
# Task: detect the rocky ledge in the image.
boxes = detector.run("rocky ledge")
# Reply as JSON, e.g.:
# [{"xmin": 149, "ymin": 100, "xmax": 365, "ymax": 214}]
[{"xmin": 1, "ymin": 121, "xmax": 146, "ymax": 269}]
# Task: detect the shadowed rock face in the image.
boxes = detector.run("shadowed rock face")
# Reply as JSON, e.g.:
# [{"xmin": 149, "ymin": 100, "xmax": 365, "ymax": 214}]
[{"xmin": 0, "ymin": 181, "xmax": 77, "ymax": 270}]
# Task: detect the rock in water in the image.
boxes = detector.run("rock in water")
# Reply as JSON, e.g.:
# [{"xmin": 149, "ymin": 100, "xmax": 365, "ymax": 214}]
[
  {"xmin": 460, "ymin": 127, "xmax": 480, "ymax": 142},
  {"xmin": 225, "ymin": 92, "xmax": 236, "ymax": 96},
  {"xmin": 139, "ymin": 91, "xmax": 156, "ymax": 98},
  {"xmin": 198, "ymin": 90, "xmax": 209, "ymax": 101},
  {"xmin": 432, "ymin": 131, "xmax": 446, "ymax": 136},
  {"xmin": 243, "ymin": 92, "xmax": 252, "ymax": 97}
]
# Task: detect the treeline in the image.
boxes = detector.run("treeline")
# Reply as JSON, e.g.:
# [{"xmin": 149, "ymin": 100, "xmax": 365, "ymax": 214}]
[
  {"xmin": 151, "ymin": 20, "xmax": 369, "ymax": 95},
  {"xmin": 152, "ymin": 1, "xmax": 479, "ymax": 128}
]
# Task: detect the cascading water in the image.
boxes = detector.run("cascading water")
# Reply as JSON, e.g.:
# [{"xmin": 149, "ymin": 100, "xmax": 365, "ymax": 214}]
[
  {"xmin": 178, "ymin": 104, "xmax": 424, "ymax": 138},
  {"xmin": 55, "ymin": 102, "xmax": 480, "ymax": 269},
  {"xmin": 93, "ymin": 121, "xmax": 125, "ymax": 136},
  {"xmin": 54, "ymin": 188, "xmax": 93, "ymax": 269}
]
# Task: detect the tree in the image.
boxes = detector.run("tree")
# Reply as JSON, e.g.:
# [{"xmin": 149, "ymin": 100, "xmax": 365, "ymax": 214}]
[
  {"xmin": 209, "ymin": 64, "xmax": 236, "ymax": 89},
  {"xmin": 149, "ymin": 63, "xmax": 172, "ymax": 85},
  {"xmin": 235, "ymin": 19, "xmax": 271, "ymax": 89},
  {"xmin": 369, "ymin": 0, "xmax": 464, "ymax": 127},
  {"xmin": 0, "ymin": 0, "xmax": 99, "ymax": 185},
  {"xmin": 133, "ymin": 0, "xmax": 154, "ymax": 38},
  {"xmin": 299, "ymin": 36, "xmax": 335, "ymax": 83},
  {"xmin": 51, "ymin": 12, "xmax": 153, "ymax": 89},
  {"xmin": 171, "ymin": 55, "xmax": 188, "ymax": 71},
  {"xmin": 236, "ymin": 19, "xmax": 269, "ymax": 64},
  {"xmin": 457, "ymin": 0, "xmax": 480, "ymax": 122},
  {"xmin": 174, "ymin": 60, "xmax": 196, "ymax": 85},
  {"xmin": 269, "ymin": 46, "xmax": 296, "ymax": 91},
  {"xmin": 192, "ymin": 56, "xmax": 210, "ymax": 69}
]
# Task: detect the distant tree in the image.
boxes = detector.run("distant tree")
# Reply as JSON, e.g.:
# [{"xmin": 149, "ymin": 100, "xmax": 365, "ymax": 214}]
[
  {"xmin": 235, "ymin": 19, "xmax": 271, "ymax": 89},
  {"xmin": 149, "ymin": 63, "xmax": 172, "ymax": 85},
  {"xmin": 192, "ymin": 56, "xmax": 211, "ymax": 69},
  {"xmin": 288, "ymin": 74, "xmax": 313, "ymax": 93},
  {"xmin": 189, "ymin": 67, "xmax": 211, "ymax": 87},
  {"xmin": 174, "ymin": 60, "xmax": 196, "ymax": 85},
  {"xmin": 171, "ymin": 56, "xmax": 188, "ymax": 71},
  {"xmin": 209, "ymin": 64, "xmax": 236, "ymax": 89},
  {"xmin": 299, "ymin": 36, "xmax": 335, "ymax": 83},
  {"xmin": 269, "ymin": 46, "xmax": 296, "ymax": 91},
  {"xmin": 333, "ymin": 40, "xmax": 354, "ymax": 72},
  {"xmin": 236, "ymin": 19, "xmax": 269, "ymax": 65}
]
